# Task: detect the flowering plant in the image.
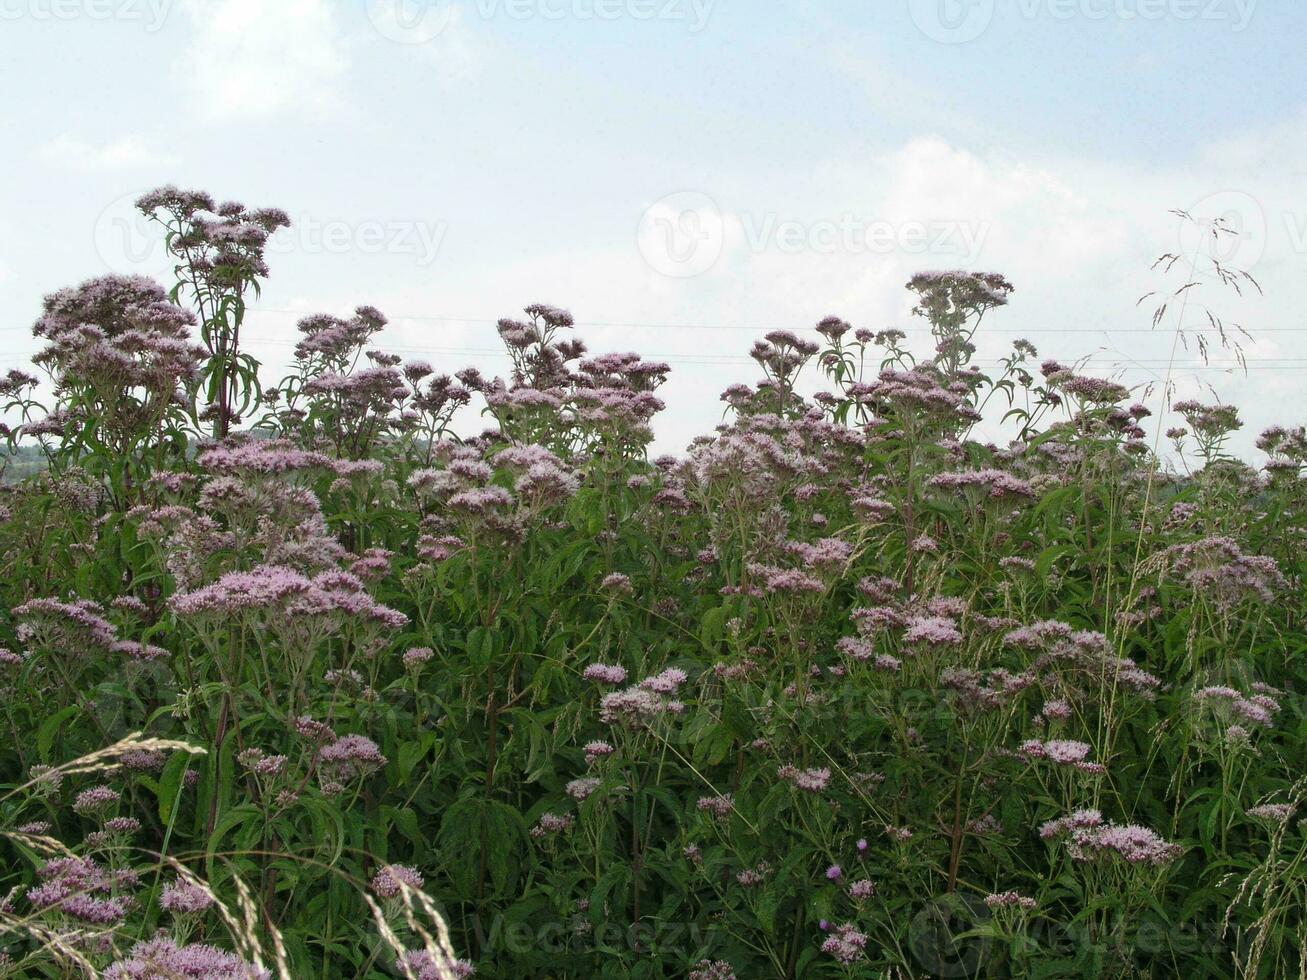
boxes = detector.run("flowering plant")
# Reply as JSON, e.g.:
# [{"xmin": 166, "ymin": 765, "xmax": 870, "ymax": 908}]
[{"xmin": 0, "ymin": 190, "xmax": 1303, "ymax": 978}]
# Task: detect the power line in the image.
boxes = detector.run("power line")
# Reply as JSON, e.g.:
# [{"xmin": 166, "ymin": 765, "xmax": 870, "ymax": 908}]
[
  {"xmin": 206, "ymin": 310, "xmax": 1307, "ymax": 335},
  {"xmin": 2, "ymin": 348, "xmax": 1303, "ymax": 371},
  {"xmin": 6, "ymin": 307, "xmax": 1307, "ymax": 335}
]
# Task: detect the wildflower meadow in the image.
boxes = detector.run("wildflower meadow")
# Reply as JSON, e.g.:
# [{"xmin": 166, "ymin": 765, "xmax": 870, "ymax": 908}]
[{"xmin": 0, "ymin": 186, "xmax": 1304, "ymax": 979}]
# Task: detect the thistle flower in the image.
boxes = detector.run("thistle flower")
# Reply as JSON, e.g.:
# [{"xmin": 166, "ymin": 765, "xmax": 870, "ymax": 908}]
[
  {"xmin": 566, "ymin": 777, "xmax": 602, "ymax": 801},
  {"xmin": 1004, "ymin": 621, "xmax": 1160, "ymax": 698},
  {"xmin": 778, "ymin": 765, "xmax": 831, "ymax": 792},
  {"xmin": 73, "ymin": 784, "xmax": 121, "ymax": 815},
  {"xmin": 237, "ymin": 749, "xmax": 288, "ymax": 778},
  {"xmin": 154, "ymin": 880, "xmax": 214, "ymax": 920},
  {"xmin": 371, "ymin": 864, "xmax": 424, "ymax": 898},
  {"xmin": 295, "ymin": 716, "xmax": 336, "ymax": 743},
  {"xmin": 1073, "ymin": 824, "xmax": 1183, "ymax": 865},
  {"xmin": 1247, "ymin": 803, "xmax": 1296, "ymax": 824},
  {"xmin": 112, "ymin": 639, "xmax": 170, "ymax": 662},
  {"xmin": 1193, "ymin": 685, "xmax": 1280, "ymax": 729},
  {"xmin": 1041, "ymin": 699, "xmax": 1072, "ymax": 721},
  {"xmin": 197, "ymin": 438, "xmax": 329, "ymax": 476},
  {"xmin": 1019, "ymin": 739, "xmax": 1093, "ymax": 766},
  {"xmin": 696, "ymin": 795, "xmax": 734, "ymax": 820},
  {"xmin": 1166, "ymin": 537, "xmax": 1285, "ymax": 609},
  {"xmin": 1041, "ymin": 810, "xmax": 1181, "ymax": 866},
  {"xmin": 911, "ymin": 534, "xmax": 940, "ymax": 555},
  {"xmin": 746, "ymin": 562, "xmax": 825, "ymax": 595},
  {"xmin": 404, "ymin": 646, "xmax": 435, "ymax": 669},
  {"xmin": 985, "ymin": 891, "xmax": 1036, "ymax": 911},
  {"xmin": 689, "ymin": 960, "xmax": 737, "ymax": 980},
  {"xmin": 27, "ymin": 856, "xmax": 138, "ymax": 925},
  {"xmin": 104, "ymin": 935, "xmax": 271, "ymax": 979},
  {"xmin": 786, "ymin": 537, "xmax": 853, "ymax": 570},
  {"xmin": 530, "ymin": 813, "xmax": 575, "ymax": 838},
  {"xmin": 639, "ymin": 667, "xmax": 688, "ymax": 693},
  {"xmin": 600, "ymin": 572, "xmax": 633, "ymax": 595},
  {"xmin": 820, "ymin": 922, "xmax": 868, "ymax": 965},
  {"xmin": 903, "ymin": 615, "xmax": 962, "ymax": 647},
  {"xmin": 848, "ymin": 878, "xmax": 875, "ymax": 900},
  {"xmin": 850, "ymin": 368, "xmax": 972, "ymax": 422},
  {"xmin": 929, "ymin": 468, "xmax": 1036, "ymax": 501},
  {"xmin": 318, "ymin": 734, "xmax": 387, "ymax": 778},
  {"xmin": 598, "ymin": 685, "xmax": 684, "ymax": 726},
  {"xmin": 582, "ymin": 663, "xmax": 628, "ymax": 685},
  {"xmin": 582, "ymin": 740, "xmax": 614, "ymax": 765},
  {"xmin": 398, "ymin": 950, "xmax": 477, "ymax": 979},
  {"xmin": 14, "ymin": 597, "xmax": 118, "ymax": 650}
]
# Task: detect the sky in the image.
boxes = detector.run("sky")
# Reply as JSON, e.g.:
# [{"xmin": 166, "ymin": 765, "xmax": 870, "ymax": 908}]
[{"xmin": 1, "ymin": 0, "xmax": 1304, "ymax": 457}]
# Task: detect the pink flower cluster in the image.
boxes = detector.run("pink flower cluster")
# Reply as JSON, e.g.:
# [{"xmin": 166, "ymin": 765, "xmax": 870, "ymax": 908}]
[
  {"xmin": 318, "ymin": 734, "xmax": 387, "ymax": 778},
  {"xmin": 371, "ymin": 863, "xmax": 424, "ymax": 898},
  {"xmin": 170, "ymin": 564, "xmax": 406, "ymax": 630},
  {"xmin": 1193, "ymin": 685, "xmax": 1280, "ymax": 728},
  {"xmin": 1040, "ymin": 810, "xmax": 1182, "ymax": 866},
  {"xmin": 985, "ymin": 890, "xmax": 1036, "ymax": 911},
  {"xmin": 777, "ymin": 764, "xmax": 831, "ymax": 792},
  {"xmin": 820, "ymin": 922, "xmax": 869, "ymax": 964},
  {"xmin": 105, "ymin": 935, "xmax": 271, "ymax": 979}
]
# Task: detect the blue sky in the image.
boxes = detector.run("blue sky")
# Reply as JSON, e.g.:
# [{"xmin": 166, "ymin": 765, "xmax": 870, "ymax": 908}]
[{"xmin": 2, "ymin": 0, "xmax": 1304, "ymax": 455}]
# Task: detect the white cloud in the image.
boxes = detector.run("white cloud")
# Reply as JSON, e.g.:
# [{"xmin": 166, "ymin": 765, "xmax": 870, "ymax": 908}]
[
  {"xmin": 237, "ymin": 126, "xmax": 1299, "ymax": 457},
  {"xmin": 176, "ymin": 0, "xmax": 349, "ymax": 121},
  {"xmin": 37, "ymin": 136, "xmax": 176, "ymax": 171}
]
